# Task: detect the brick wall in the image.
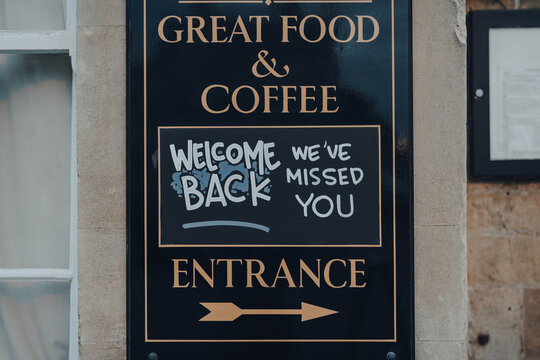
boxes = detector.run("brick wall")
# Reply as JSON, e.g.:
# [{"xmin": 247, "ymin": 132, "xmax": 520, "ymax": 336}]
[
  {"xmin": 466, "ymin": 2, "xmax": 540, "ymax": 360},
  {"xmin": 468, "ymin": 183, "xmax": 540, "ymax": 359},
  {"xmin": 468, "ymin": 0, "xmax": 540, "ymax": 10}
]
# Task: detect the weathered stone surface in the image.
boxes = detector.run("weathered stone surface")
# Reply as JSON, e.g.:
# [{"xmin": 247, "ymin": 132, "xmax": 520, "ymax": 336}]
[
  {"xmin": 78, "ymin": 0, "xmax": 126, "ymax": 27},
  {"xmin": 414, "ymin": 0, "xmax": 468, "ymax": 357},
  {"xmin": 414, "ymin": 0, "xmax": 467, "ymax": 228},
  {"xmin": 467, "ymin": 182, "xmax": 540, "ymax": 360},
  {"xmin": 415, "ymin": 225, "xmax": 468, "ymax": 342},
  {"xmin": 469, "ymin": 328, "xmax": 523, "ymax": 360},
  {"xmin": 468, "ymin": 176, "xmax": 540, "ymax": 358},
  {"xmin": 77, "ymin": 26, "xmax": 126, "ymax": 230},
  {"xmin": 79, "ymin": 343, "xmax": 125, "ymax": 360},
  {"xmin": 465, "ymin": 1, "xmax": 540, "ymax": 359},
  {"xmin": 416, "ymin": 341, "xmax": 467, "ymax": 360},
  {"xmin": 77, "ymin": 15, "xmax": 126, "ymax": 359},
  {"xmin": 468, "ymin": 234, "xmax": 540, "ymax": 286},
  {"xmin": 467, "ymin": 0, "xmax": 515, "ymax": 10},
  {"xmin": 519, "ymin": 0, "xmax": 540, "ymax": 8},
  {"xmin": 468, "ymin": 182, "xmax": 540, "ymax": 196},
  {"xmin": 468, "ymin": 186, "xmax": 540, "ymax": 237},
  {"xmin": 78, "ymin": 228, "xmax": 126, "ymax": 360},
  {"xmin": 469, "ymin": 286, "xmax": 522, "ymax": 329},
  {"xmin": 524, "ymin": 288, "xmax": 540, "ymax": 359},
  {"xmin": 468, "ymin": 286, "xmax": 523, "ymax": 360}
]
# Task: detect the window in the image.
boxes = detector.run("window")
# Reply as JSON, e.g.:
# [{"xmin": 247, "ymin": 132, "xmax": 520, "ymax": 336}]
[{"xmin": 0, "ymin": 0, "xmax": 77, "ymax": 359}]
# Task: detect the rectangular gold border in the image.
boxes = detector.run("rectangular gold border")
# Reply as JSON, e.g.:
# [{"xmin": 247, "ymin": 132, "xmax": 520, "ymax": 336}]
[
  {"xmin": 179, "ymin": 0, "xmax": 373, "ymax": 3},
  {"xmin": 157, "ymin": 125, "xmax": 382, "ymax": 248},
  {"xmin": 143, "ymin": 0, "xmax": 397, "ymax": 343}
]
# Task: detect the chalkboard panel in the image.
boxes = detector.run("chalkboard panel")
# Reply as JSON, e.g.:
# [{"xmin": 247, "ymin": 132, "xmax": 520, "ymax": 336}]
[
  {"xmin": 159, "ymin": 126, "xmax": 380, "ymax": 246},
  {"xmin": 127, "ymin": 0, "xmax": 413, "ymax": 358}
]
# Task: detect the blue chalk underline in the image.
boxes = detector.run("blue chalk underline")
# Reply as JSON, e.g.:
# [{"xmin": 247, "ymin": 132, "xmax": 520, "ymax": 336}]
[{"xmin": 182, "ymin": 220, "xmax": 270, "ymax": 233}]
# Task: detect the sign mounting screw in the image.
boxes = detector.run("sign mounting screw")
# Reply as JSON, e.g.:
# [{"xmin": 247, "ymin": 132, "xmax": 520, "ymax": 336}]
[
  {"xmin": 386, "ymin": 352, "xmax": 397, "ymax": 360},
  {"xmin": 148, "ymin": 352, "xmax": 158, "ymax": 360},
  {"xmin": 475, "ymin": 88, "xmax": 484, "ymax": 98}
]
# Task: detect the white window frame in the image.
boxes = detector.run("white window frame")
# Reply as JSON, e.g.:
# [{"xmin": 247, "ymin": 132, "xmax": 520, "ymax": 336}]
[{"xmin": 0, "ymin": 1, "xmax": 78, "ymax": 359}]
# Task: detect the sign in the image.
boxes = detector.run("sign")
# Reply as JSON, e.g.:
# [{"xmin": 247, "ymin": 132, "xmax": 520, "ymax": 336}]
[
  {"xmin": 470, "ymin": 10, "xmax": 540, "ymax": 177},
  {"xmin": 127, "ymin": 0, "xmax": 413, "ymax": 358},
  {"xmin": 160, "ymin": 126, "xmax": 381, "ymax": 246}
]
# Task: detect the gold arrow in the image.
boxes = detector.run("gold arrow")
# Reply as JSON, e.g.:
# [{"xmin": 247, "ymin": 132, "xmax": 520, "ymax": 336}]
[{"xmin": 199, "ymin": 302, "xmax": 338, "ymax": 322}]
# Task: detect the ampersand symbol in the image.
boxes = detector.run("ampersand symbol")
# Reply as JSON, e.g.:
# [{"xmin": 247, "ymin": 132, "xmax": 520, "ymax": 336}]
[{"xmin": 251, "ymin": 50, "xmax": 290, "ymax": 78}]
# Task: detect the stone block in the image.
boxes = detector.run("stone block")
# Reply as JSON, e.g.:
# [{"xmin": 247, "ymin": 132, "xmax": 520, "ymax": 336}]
[
  {"xmin": 524, "ymin": 288, "xmax": 540, "ymax": 359},
  {"xmin": 467, "ymin": 0, "xmax": 515, "ymax": 11},
  {"xmin": 520, "ymin": 0, "xmax": 540, "ymax": 8},
  {"xmin": 78, "ymin": 228, "xmax": 126, "ymax": 356},
  {"xmin": 79, "ymin": 342, "xmax": 126, "ymax": 360},
  {"xmin": 469, "ymin": 286, "xmax": 522, "ymax": 329},
  {"xmin": 468, "ymin": 234, "xmax": 540, "ymax": 286},
  {"xmin": 415, "ymin": 225, "xmax": 468, "ymax": 342},
  {"xmin": 467, "ymin": 182, "xmax": 540, "ymax": 197},
  {"xmin": 78, "ymin": 0, "xmax": 126, "ymax": 27},
  {"xmin": 468, "ymin": 188, "xmax": 540, "ymax": 237},
  {"xmin": 468, "ymin": 286, "xmax": 523, "ymax": 359},
  {"xmin": 416, "ymin": 341, "xmax": 467, "ymax": 360},
  {"xmin": 468, "ymin": 328, "xmax": 523, "ymax": 360},
  {"xmin": 414, "ymin": 0, "xmax": 467, "ymax": 227},
  {"xmin": 414, "ymin": 166, "xmax": 467, "ymax": 226},
  {"xmin": 413, "ymin": 4, "xmax": 468, "ymax": 354},
  {"xmin": 77, "ymin": 26, "xmax": 127, "ymax": 229}
]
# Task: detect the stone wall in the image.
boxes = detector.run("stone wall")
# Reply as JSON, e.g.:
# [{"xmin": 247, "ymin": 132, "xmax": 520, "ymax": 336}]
[
  {"xmin": 77, "ymin": 0, "xmax": 127, "ymax": 358},
  {"xmin": 414, "ymin": 0, "xmax": 468, "ymax": 358},
  {"xmin": 467, "ymin": 4, "xmax": 540, "ymax": 360},
  {"xmin": 468, "ymin": 0, "xmax": 540, "ymax": 10},
  {"xmin": 468, "ymin": 183, "xmax": 540, "ymax": 359}
]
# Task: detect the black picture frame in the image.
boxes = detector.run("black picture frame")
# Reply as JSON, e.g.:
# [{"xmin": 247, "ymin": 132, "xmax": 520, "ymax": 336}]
[{"xmin": 469, "ymin": 10, "xmax": 540, "ymax": 178}]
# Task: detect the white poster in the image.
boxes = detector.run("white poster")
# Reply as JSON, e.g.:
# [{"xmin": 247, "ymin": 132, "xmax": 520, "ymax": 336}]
[{"xmin": 489, "ymin": 28, "xmax": 540, "ymax": 160}]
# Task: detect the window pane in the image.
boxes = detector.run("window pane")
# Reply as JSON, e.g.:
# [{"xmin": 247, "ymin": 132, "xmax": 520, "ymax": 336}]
[
  {"xmin": 0, "ymin": 54, "xmax": 71, "ymax": 268},
  {"xmin": 0, "ymin": 280, "xmax": 70, "ymax": 360},
  {"xmin": 0, "ymin": 0, "xmax": 66, "ymax": 30}
]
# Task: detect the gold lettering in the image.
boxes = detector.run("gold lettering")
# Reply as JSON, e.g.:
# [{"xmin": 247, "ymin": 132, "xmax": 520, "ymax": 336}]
[
  {"xmin": 263, "ymin": 85, "xmax": 279, "ymax": 113},
  {"xmin": 300, "ymin": 85, "xmax": 317, "ymax": 113},
  {"xmin": 246, "ymin": 259, "xmax": 270, "ymax": 288},
  {"xmin": 172, "ymin": 259, "xmax": 190, "ymax": 288},
  {"xmin": 321, "ymin": 85, "xmax": 339, "ymax": 113},
  {"xmin": 228, "ymin": 15, "xmax": 252, "ymax": 43},
  {"xmin": 281, "ymin": 86, "xmax": 296, "ymax": 113},
  {"xmin": 170, "ymin": 258, "xmax": 368, "ymax": 289},
  {"xmin": 281, "ymin": 16, "xmax": 297, "ymax": 43},
  {"xmin": 158, "ymin": 15, "xmax": 183, "ymax": 43},
  {"xmin": 357, "ymin": 15, "xmax": 380, "ymax": 43},
  {"xmin": 192, "ymin": 259, "xmax": 215, "ymax": 288},
  {"xmin": 187, "ymin": 16, "xmax": 209, "ymax": 43},
  {"xmin": 324, "ymin": 259, "xmax": 347, "ymax": 288},
  {"xmin": 300, "ymin": 259, "xmax": 321, "ymax": 287},
  {"xmin": 349, "ymin": 259, "xmax": 366, "ymax": 288},
  {"xmin": 231, "ymin": 85, "xmax": 259, "ymax": 114},
  {"xmin": 210, "ymin": 16, "xmax": 228, "ymax": 43},
  {"xmin": 329, "ymin": 15, "xmax": 355, "ymax": 43},
  {"xmin": 249, "ymin": 16, "xmax": 270, "ymax": 43},
  {"xmin": 216, "ymin": 259, "xmax": 243, "ymax": 288},
  {"xmin": 271, "ymin": 259, "xmax": 297, "ymax": 288},
  {"xmin": 201, "ymin": 85, "xmax": 229, "ymax": 114},
  {"xmin": 299, "ymin": 15, "xmax": 325, "ymax": 43}
]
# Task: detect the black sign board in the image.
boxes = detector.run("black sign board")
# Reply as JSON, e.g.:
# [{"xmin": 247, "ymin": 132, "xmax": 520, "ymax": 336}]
[{"xmin": 127, "ymin": 0, "xmax": 413, "ymax": 358}]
